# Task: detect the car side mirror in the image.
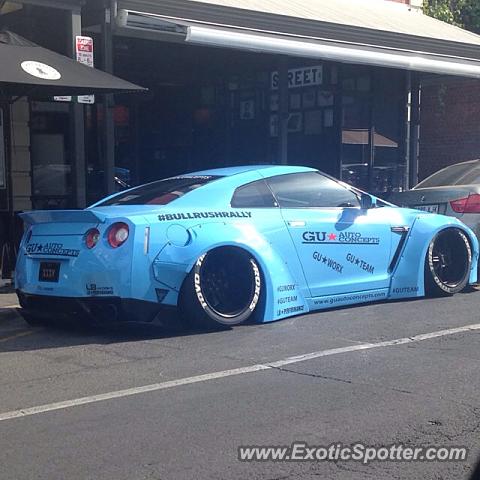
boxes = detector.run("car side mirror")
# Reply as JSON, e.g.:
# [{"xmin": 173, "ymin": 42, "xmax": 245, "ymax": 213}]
[{"xmin": 360, "ymin": 193, "xmax": 377, "ymax": 210}]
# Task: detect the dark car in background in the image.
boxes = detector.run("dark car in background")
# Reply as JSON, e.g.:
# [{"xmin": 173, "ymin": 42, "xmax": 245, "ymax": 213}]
[{"xmin": 390, "ymin": 159, "xmax": 480, "ymax": 239}]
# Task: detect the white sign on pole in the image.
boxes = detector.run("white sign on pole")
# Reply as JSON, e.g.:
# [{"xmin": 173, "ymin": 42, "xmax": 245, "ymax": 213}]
[
  {"xmin": 76, "ymin": 36, "xmax": 95, "ymax": 104},
  {"xmin": 53, "ymin": 96, "xmax": 72, "ymax": 102}
]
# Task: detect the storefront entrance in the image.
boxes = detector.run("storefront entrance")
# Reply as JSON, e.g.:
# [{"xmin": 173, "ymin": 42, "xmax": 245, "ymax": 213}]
[{"xmin": 109, "ymin": 36, "xmax": 407, "ymax": 199}]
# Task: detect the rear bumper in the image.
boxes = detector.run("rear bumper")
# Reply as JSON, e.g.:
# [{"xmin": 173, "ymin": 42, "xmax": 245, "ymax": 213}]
[{"xmin": 16, "ymin": 290, "xmax": 176, "ymax": 324}]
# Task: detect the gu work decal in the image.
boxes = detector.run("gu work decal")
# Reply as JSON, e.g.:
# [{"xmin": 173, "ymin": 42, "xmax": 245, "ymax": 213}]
[
  {"xmin": 302, "ymin": 231, "xmax": 380, "ymax": 245},
  {"xmin": 158, "ymin": 211, "xmax": 252, "ymax": 222},
  {"xmin": 313, "ymin": 251, "xmax": 344, "ymax": 273}
]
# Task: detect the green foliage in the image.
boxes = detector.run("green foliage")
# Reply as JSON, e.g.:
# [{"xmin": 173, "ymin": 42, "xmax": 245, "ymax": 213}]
[{"xmin": 423, "ymin": 0, "xmax": 480, "ymax": 33}]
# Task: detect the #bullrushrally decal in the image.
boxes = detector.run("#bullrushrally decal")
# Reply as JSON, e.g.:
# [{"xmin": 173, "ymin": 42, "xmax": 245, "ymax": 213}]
[{"xmin": 158, "ymin": 211, "xmax": 252, "ymax": 222}]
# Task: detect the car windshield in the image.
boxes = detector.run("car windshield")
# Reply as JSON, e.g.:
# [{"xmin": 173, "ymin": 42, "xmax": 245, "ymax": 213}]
[
  {"xmin": 96, "ymin": 175, "xmax": 222, "ymax": 206},
  {"xmin": 415, "ymin": 162, "xmax": 480, "ymax": 188}
]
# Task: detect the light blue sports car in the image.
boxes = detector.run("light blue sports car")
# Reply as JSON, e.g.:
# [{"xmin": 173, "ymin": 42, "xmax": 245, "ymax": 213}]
[{"xmin": 15, "ymin": 165, "xmax": 479, "ymax": 328}]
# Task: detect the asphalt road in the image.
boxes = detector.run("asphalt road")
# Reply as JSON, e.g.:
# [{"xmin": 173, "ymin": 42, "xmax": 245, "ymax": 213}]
[{"xmin": 1, "ymin": 291, "xmax": 480, "ymax": 480}]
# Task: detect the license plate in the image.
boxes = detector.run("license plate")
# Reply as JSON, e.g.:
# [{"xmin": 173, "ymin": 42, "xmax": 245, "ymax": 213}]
[
  {"xmin": 414, "ymin": 204, "xmax": 439, "ymax": 214},
  {"xmin": 39, "ymin": 262, "xmax": 60, "ymax": 282}
]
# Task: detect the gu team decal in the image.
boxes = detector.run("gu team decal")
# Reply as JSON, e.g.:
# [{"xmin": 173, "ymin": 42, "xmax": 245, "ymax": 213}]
[
  {"xmin": 346, "ymin": 253, "xmax": 375, "ymax": 274},
  {"xmin": 302, "ymin": 231, "xmax": 380, "ymax": 245},
  {"xmin": 26, "ymin": 243, "xmax": 80, "ymax": 258},
  {"xmin": 392, "ymin": 286, "xmax": 419, "ymax": 294},
  {"xmin": 159, "ymin": 211, "xmax": 252, "ymax": 222},
  {"xmin": 313, "ymin": 251, "xmax": 344, "ymax": 273}
]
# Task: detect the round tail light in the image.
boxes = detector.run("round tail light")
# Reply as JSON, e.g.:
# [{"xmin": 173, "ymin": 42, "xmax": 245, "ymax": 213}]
[
  {"xmin": 85, "ymin": 228, "xmax": 100, "ymax": 249},
  {"xmin": 108, "ymin": 222, "xmax": 129, "ymax": 248}
]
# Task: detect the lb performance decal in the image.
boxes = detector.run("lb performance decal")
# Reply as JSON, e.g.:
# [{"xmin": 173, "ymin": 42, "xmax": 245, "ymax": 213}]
[
  {"xmin": 86, "ymin": 284, "xmax": 114, "ymax": 296},
  {"xmin": 313, "ymin": 251, "xmax": 343, "ymax": 274},
  {"xmin": 346, "ymin": 253, "xmax": 375, "ymax": 274},
  {"xmin": 26, "ymin": 243, "xmax": 80, "ymax": 258},
  {"xmin": 159, "ymin": 211, "xmax": 252, "ymax": 222},
  {"xmin": 277, "ymin": 305, "xmax": 305, "ymax": 316},
  {"xmin": 302, "ymin": 231, "xmax": 380, "ymax": 245}
]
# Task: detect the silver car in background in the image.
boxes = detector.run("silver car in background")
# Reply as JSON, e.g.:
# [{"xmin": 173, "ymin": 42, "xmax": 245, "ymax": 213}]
[{"xmin": 390, "ymin": 159, "xmax": 480, "ymax": 239}]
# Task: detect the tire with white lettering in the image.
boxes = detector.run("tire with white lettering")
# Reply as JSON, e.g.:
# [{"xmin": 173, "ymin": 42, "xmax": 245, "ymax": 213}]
[
  {"xmin": 179, "ymin": 247, "xmax": 262, "ymax": 328},
  {"xmin": 425, "ymin": 228, "xmax": 472, "ymax": 296}
]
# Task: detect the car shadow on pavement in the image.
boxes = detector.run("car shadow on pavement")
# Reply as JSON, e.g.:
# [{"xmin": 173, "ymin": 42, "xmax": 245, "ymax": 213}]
[
  {"xmin": 0, "ymin": 309, "xmax": 231, "ymax": 353},
  {"xmin": 1, "ymin": 288, "xmax": 478, "ymax": 354}
]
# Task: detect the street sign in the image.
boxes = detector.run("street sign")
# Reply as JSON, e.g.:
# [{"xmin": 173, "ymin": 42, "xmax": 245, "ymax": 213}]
[{"xmin": 76, "ymin": 36, "xmax": 95, "ymax": 104}]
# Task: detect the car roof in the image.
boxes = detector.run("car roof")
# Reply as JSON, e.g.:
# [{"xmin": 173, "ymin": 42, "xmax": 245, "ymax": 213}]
[{"xmin": 190, "ymin": 165, "xmax": 317, "ymax": 178}]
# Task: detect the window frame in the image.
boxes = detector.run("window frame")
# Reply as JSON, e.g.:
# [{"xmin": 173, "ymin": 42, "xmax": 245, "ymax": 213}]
[
  {"xmin": 230, "ymin": 179, "xmax": 280, "ymax": 209},
  {"xmin": 264, "ymin": 171, "xmax": 364, "ymax": 210}
]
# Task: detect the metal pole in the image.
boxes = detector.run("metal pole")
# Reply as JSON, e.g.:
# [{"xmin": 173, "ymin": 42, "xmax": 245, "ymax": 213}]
[
  {"xmin": 101, "ymin": 1, "xmax": 116, "ymax": 195},
  {"xmin": 403, "ymin": 70, "xmax": 411, "ymax": 191},
  {"xmin": 67, "ymin": 8, "xmax": 87, "ymax": 208},
  {"xmin": 278, "ymin": 56, "xmax": 288, "ymax": 165},
  {"xmin": 409, "ymin": 72, "xmax": 421, "ymax": 188}
]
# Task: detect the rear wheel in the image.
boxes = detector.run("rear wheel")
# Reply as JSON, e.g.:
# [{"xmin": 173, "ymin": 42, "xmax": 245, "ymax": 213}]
[
  {"xmin": 179, "ymin": 247, "xmax": 262, "ymax": 328},
  {"xmin": 425, "ymin": 228, "xmax": 472, "ymax": 296}
]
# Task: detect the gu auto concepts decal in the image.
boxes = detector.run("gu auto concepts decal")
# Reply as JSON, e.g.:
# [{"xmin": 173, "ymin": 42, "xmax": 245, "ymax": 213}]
[
  {"xmin": 26, "ymin": 243, "xmax": 80, "ymax": 258},
  {"xmin": 313, "ymin": 291, "xmax": 387, "ymax": 307},
  {"xmin": 302, "ymin": 231, "xmax": 380, "ymax": 245},
  {"xmin": 158, "ymin": 211, "xmax": 252, "ymax": 222},
  {"xmin": 313, "ymin": 252, "xmax": 344, "ymax": 274}
]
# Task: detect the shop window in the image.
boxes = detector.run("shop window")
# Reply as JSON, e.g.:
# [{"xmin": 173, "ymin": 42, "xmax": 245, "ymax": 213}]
[
  {"xmin": 30, "ymin": 101, "xmax": 72, "ymax": 209},
  {"xmin": 340, "ymin": 67, "xmax": 405, "ymax": 197},
  {"xmin": 231, "ymin": 180, "xmax": 278, "ymax": 208},
  {"xmin": 266, "ymin": 172, "xmax": 360, "ymax": 208}
]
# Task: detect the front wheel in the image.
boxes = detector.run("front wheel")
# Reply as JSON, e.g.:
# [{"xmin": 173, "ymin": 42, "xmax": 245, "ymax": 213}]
[
  {"xmin": 425, "ymin": 228, "xmax": 472, "ymax": 296},
  {"xmin": 179, "ymin": 247, "xmax": 262, "ymax": 328}
]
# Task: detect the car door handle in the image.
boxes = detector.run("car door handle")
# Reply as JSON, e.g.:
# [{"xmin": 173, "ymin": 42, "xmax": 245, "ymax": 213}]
[{"xmin": 288, "ymin": 221, "xmax": 306, "ymax": 227}]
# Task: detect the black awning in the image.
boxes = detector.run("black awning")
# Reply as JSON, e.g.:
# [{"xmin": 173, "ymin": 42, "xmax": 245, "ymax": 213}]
[{"xmin": 0, "ymin": 30, "xmax": 146, "ymax": 97}]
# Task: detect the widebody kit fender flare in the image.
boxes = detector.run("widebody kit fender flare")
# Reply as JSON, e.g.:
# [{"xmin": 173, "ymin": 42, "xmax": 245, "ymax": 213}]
[
  {"xmin": 152, "ymin": 222, "xmax": 309, "ymax": 322},
  {"xmin": 389, "ymin": 213, "xmax": 479, "ymax": 299}
]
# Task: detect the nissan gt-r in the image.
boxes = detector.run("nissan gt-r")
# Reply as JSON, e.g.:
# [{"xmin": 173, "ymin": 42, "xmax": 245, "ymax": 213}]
[{"xmin": 15, "ymin": 165, "xmax": 479, "ymax": 328}]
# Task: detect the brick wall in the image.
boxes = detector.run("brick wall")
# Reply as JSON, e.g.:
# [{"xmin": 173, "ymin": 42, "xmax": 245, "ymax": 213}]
[{"xmin": 419, "ymin": 79, "xmax": 480, "ymax": 180}]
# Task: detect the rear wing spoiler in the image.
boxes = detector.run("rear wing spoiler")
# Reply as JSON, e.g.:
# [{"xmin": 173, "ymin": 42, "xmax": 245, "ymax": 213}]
[{"xmin": 19, "ymin": 209, "xmax": 106, "ymax": 225}]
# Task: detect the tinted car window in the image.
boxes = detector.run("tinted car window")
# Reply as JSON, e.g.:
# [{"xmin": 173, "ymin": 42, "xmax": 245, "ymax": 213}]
[
  {"xmin": 96, "ymin": 175, "xmax": 222, "ymax": 206},
  {"xmin": 266, "ymin": 172, "xmax": 360, "ymax": 208},
  {"xmin": 416, "ymin": 162, "xmax": 480, "ymax": 188},
  {"xmin": 231, "ymin": 180, "xmax": 278, "ymax": 208}
]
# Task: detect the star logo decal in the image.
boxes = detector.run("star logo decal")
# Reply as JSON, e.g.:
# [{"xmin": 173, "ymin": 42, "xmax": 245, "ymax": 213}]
[{"xmin": 328, "ymin": 233, "xmax": 337, "ymax": 241}]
